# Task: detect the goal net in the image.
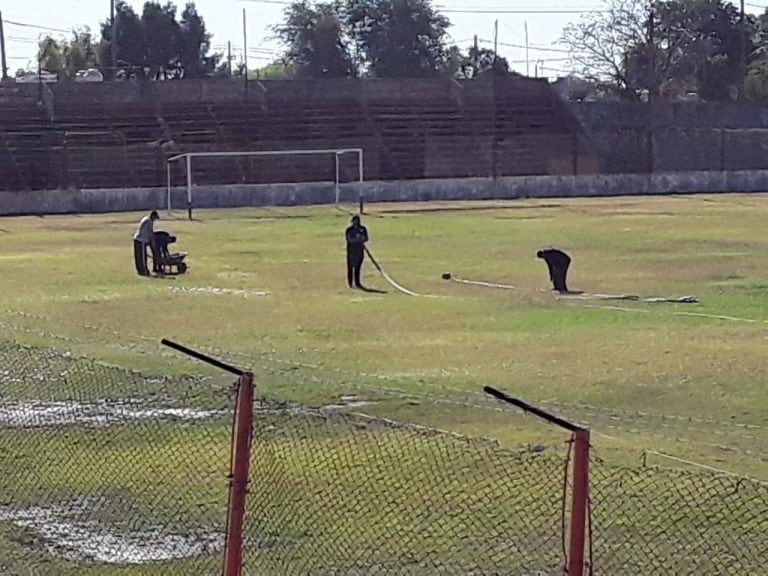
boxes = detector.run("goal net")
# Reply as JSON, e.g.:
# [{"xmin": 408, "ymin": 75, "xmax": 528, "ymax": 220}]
[{"xmin": 165, "ymin": 148, "xmax": 364, "ymax": 215}]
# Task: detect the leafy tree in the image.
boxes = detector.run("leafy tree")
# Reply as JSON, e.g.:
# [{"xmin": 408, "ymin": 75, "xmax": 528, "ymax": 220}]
[
  {"xmin": 744, "ymin": 10, "xmax": 768, "ymax": 101},
  {"xmin": 743, "ymin": 59, "xmax": 768, "ymax": 101},
  {"xmin": 652, "ymin": 0, "xmax": 753, "ymax": 101},
  {"xmin": 38, "ymin": 29, "xmax": 100, "ymax": 80},
  {"xmin": 343, "ymin": 0, "xmax": 451, "ymax": 77},
  {"xmin": 561, "ymin": 0, "xmax": 755, "ymax": 102},
  {"xmin": 100, "ymin": 2, "xmax": 145, "ymax": 78},
  {"xmin": 141, "ymin": 1, "xmax": 182, "ymax": 79},
  {"xmin": 100, "ymin": 0, "xmax": 219, "ymax": 80},
  {"xmin": 179, "ymin": 3, "xmax": 218, "ymax": 77},
  {"xmin": 274, "ymin": 1, "xmax": 356, "ymax": 78},
  {"xmin": 251, "ymin": 60, "xmax": 297, "ymax": 79}
]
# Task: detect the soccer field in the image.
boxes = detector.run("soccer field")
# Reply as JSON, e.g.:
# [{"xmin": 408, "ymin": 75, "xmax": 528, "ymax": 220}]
[
  {"xmin": 0, "ymin": 195, "xmax": 766, "ymax": 476},
  {"xmin": 0, "ymin": 195, "xmax": 766, "ymax": 574}
]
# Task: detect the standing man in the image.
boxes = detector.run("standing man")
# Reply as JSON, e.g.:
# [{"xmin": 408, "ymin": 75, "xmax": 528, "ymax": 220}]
[
  {"xmin": 536, "ymin": 247, "xmax": 572, "ymax": 293},
  {"xmin": 133, "ymin": 210, "xmax": 160, "ymax": 276},
  {"xmin": 345, "ymin": 214, "xmax": 368, "ymax": 289}
]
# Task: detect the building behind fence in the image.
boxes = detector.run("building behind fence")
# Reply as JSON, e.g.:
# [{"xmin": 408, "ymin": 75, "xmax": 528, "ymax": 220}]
[{"xmin": 0, "ymin": 340, "xmax": 765, "ymax": 575}]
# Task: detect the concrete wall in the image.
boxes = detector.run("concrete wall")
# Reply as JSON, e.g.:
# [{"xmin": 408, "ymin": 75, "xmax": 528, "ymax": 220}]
[{"xmin": 2, "ymin": 171, "xmax": 766, "ymax": 216}]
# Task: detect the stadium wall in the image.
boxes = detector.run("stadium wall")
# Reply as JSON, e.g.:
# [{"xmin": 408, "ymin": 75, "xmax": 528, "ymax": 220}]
[
  {"xmin": 0, "ymin": 78, "xmax": 598, "ymax": 193},
  {"xmin": 1, "ymin": 170, "xmax": 766, "ymax": 216},
  {"xmin": 571, "ymin": 102, "xmax": 768, "ymax": 173}
]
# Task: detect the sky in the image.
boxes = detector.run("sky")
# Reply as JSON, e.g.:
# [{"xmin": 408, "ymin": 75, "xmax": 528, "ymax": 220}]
[{"xmin": 4, "ymin": 0, "xmax": 768, "ymax": 79}]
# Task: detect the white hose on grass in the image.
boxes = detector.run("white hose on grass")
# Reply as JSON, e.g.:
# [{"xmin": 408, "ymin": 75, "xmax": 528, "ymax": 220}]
[{"xmin": 364, "ymin": 246, "xmax": 423, "ymax": 297}]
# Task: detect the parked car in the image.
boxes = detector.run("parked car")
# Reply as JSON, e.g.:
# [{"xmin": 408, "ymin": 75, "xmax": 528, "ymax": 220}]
[{"xmin": 74, "ymin": 68, "xmax": 104, "ymax": 82}]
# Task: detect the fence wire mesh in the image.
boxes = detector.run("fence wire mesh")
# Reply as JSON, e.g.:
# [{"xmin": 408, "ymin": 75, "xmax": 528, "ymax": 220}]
[
  {"xmin": 2, "ymin": 332, "xmax": 767, "ymax": 576},
  {"xmin": 590, "ymin": 458, "xmax": 768, "ymax": 576},
  {"xmin": 0, "ymin": 340, "xmax": 233, "ymax": 576},
  {"xmin": 244, "ymin": 402, "xmax": 570, "ymax": 575}
]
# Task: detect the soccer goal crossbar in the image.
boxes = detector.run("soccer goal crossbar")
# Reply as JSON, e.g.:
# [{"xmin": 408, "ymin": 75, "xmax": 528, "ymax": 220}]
[{"xmin": 165, "ymin": 148, "xmax": 365, "ymax": 214}]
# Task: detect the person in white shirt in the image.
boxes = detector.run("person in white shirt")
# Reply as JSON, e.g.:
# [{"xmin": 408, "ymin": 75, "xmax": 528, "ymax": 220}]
[{"xmin": 133, "ymin": 210, "xmax": 160, "ymax": 276}]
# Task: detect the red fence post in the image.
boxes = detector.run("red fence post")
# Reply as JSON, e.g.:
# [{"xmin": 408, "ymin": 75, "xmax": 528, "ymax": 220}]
[
  {"xmin": 567, "ymin": 428, "xmax": 590, "ymax": 576},
  {"xmin": 223, "ymin": 372, "xmax": 255, "ymax": 576}
]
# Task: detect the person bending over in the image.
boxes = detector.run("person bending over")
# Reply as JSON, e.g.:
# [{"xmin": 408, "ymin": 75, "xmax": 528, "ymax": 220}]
[{"xmin": 536, "ymin": 247, "xmax": 571, "ymax": 293}]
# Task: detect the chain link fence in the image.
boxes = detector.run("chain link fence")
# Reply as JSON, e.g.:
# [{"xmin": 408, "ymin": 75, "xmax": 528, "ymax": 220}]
[
  {"xmin": 1, "ymin": 333, "xmax": 766, "ymax": 575},
  {"xmin": 245, "ymin": 402, "xmax": 570, "ymax": 575},
  {"xmin": 0, "ymin": 340, "xmax": 233, "ymax": 576},
  {"xmin": 590, "ymin": 458, "xmax": 768, "ymax": 576}
]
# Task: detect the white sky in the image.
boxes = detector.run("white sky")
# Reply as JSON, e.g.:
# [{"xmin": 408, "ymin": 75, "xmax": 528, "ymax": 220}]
[{"xmin": 4, "ymin": 0, "xmax": 768, "ymax": 79}]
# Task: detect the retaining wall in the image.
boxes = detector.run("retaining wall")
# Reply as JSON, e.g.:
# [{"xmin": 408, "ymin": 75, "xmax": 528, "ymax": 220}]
[{"xmin": 1, "ymin": 171, "xmax": 766, "ymax": 216}]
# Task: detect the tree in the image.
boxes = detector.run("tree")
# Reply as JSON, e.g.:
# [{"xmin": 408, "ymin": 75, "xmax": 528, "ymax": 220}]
[
  {"xmin": 100, "ymin": 0, "xmax": 219, "ymax": 80},
  {"xmin": 343, "ymin": 0, "xmax": 451, "ymax": 77},
  {"xmin": 743, "ymin": 59, "xmax": 768, "ymax": 101},
  {"xmin": 247, "ymin": 59, "xmax": 298, "ymax": 79},
  {"xmin": 100, "ymin": 2, "xmax": 144, "ymax": 78},
  {"xmin": 179, "ymin": 3, "xmax": 218, "ymax": 78},
  {"xmin": 650, "ymin": 0, "xmax": 754, "ymax": 101},
  {"xmin": 141, "ymin": 1, "xmax": 182, "ymax": 79},
  {"xmin": 560, "ymin": 0, "xmax": 648, "ymax": 97},
  {"xmin": 274, "ymin": 1, "xmax": 356, "ymax": 78},
  {"xmin": 561, "ymin": 0, "xmax": 756, "ymax": 102},
  {"xmin": 38, "ymin": 29, "xmax": 100, "ymax": 80}
]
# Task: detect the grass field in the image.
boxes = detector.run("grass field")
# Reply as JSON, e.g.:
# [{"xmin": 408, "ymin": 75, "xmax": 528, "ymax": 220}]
[{"xmin": 0, "ymin": 195, "xmax": 766, "ymax": 573}]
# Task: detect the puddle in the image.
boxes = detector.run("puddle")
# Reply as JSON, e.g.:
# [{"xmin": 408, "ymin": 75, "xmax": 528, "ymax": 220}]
[
  {"xmin": 167, "ymin": 286, "xmax": 269, "ymax": 298},
  {"xmin": 0, "ymin": 398, "xmax": 226, "ymax": 428},
  {"xmin": 0, "ymin": 500, "xmax": 222, "ymax": 564}
]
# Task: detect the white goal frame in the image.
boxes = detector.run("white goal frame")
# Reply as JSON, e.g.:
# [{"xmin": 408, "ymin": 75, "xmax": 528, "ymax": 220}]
[{"xmin": 165, "ymin": 148, "xmax": 364, "ymax": 213}]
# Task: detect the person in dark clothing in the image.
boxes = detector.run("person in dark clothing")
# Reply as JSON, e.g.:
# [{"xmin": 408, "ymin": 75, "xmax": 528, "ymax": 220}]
[
  {"xmin": 345, "ymin": 214, "xmax": 369, "ymax": 288},
  {"xmin": 537, "ymin": 248, "xmax": 572, "ymax": 293}
]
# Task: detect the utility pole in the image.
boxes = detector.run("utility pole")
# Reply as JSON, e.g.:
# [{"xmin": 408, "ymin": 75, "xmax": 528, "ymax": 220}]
[
  {"xmin": 110, "ymin": 0, "xmax": 119, "ymax": 79},
  {"xmin": 740, "ymin": 0, "xmax": 746, "ymax": 99},
  {"xmin": 646, "ymin": 1, "xmax": 656, "ymax": 173},
  {"xmin": 242, "ymin": 8, "xmax": 248, "ymax": 94},
  {"xmin": 0, "ymin": 12, "xmax": 8, "ymax": 82},
  {"xmin": 647, "ymin": 1, "xmax": 656, "ymax": 103},
  {"xmin": 227, "ymin": 41, "xmax": 233, "ymax": 76},
  {"xmin": 491, "ymin": 19, "xmax": 499, "ymax": 180},
  {"xmin": 524, "ymin": 20, "xmax": 530, "ymax": 77}
]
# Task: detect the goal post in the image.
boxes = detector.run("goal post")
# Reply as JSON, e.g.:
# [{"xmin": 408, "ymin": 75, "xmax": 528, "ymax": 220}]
[{"xmin": 165, "ymin": 148, "xmax": 364, "ymax": 218}]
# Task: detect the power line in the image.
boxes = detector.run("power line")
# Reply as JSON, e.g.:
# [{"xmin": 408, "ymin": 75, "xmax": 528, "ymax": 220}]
[
  {"xmin": 5, "ymin": 20, "xmax": 70, "ymax": 34},
  {"xmin": 477, "ymin": 37, "xmax": 571, "ymax": 54},
  {"xmin": 508, "ymin": 57, "xmax": 571, "ymax": 63},
  {"xmin": 7, "ymin": 36, "xmax": 41, "ymax": 44},
  {"xmin": 238, "ymin": 0, "xmax": 603, "ymax": 12},
  {"xmin": 500, "ymin": 41, "xmax": 571, "ymax": 54},
  {"xmin": 439, "ymin": 8, "xmax": 603, "ymax": 14}
]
